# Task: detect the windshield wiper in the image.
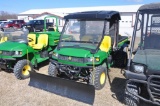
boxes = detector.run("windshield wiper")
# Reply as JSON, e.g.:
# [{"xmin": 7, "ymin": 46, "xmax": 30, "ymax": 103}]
[
  {"xmin": 61, "ymin": 40, "xmax": 98, "ymax": 44},
  {"xmin": 58, "ymin": 45, "xmax": 94, "ymax": 51}
]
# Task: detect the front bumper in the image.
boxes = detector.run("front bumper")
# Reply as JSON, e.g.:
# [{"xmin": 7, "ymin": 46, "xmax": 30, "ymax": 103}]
[
  {"xmin": 50, "ymin": 59, "xmax": 94, "ymax": 79},
  {"xmin": 0, "ymin": 58, "xmax": 16, "ymax": 70},
  {"xmin": 126, "ymin": 75, "xmax": 160, "ymax": 106},
  {"xmin": 50, "ymin": 59, "xmax": 93, "ymax": 68}
]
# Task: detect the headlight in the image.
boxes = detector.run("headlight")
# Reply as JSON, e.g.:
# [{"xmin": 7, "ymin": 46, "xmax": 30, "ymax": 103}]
[
  {"xmin": 87, "ymin": 57, "xmax": 100, "ymax": 62},
  {"xmin": 134, "ymin": 65, "xmax": 144, "ymax": 73},
  {"xmin": 14, "ymin": 51, "xmax": 22, "ymax": 55},
  {"xmin": 88, "ymin": 57, "xmax": 93, "ymax": 62},
  {"xmin": 53, "ymin": 52, "xmax": 58, "ymax": 58}
]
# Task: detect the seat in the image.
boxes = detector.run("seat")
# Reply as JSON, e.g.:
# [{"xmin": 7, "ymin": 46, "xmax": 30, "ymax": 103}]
[
  {"xmin": 28, "ymin": 34, "xmax": 36, "ymax": 47},
  {"xmin": 54, "ymin": 26, "xmax": 57, "ymax": 32},
  {"xmin": 99, "ymin": 36, "xmax": 111, "ymax": 52},
  {"xmin": 81, "ymin": 35, "xmax": 93, "ymax": 41},
  {"xmin": 48, "ymin": 27, "xmax": 55, "ymax": 31},
  {"xmin": 0, "ymin": 36, "xmax": 8, "ymax": 43},
  {"xmin": 144, "ymin": 33, "xmax": 160, "ymax": 49},
  {"xmin": 144, "ymin": 22, "xmax": 160, "ymax": 49},
  {"xmin": 33, "ymin": 34, "xmax": 48, "ymax": 50}
]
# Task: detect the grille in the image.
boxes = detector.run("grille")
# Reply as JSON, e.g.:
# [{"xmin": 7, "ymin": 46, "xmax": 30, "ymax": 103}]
[
  {"xmin": 149, "ymin": 76, "xmax": 160, "ymax": 103},
  {"xmin": 1, "ymin": 51, "xmax": 13, "ymax": 56},
  {"xmin": 58, "ymin": 55, "xmax": 85, "ymax": 63}
]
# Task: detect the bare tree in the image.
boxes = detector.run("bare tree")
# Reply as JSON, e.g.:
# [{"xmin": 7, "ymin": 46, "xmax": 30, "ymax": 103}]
[{"xmin": 0, "ymin": 11, "xmax": 17, "ymax": 20}]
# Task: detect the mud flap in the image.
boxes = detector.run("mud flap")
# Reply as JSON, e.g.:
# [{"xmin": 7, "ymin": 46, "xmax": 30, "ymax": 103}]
[{"xmin": 29, "ymin": 72, "xmax": 95, "ymax": 105}]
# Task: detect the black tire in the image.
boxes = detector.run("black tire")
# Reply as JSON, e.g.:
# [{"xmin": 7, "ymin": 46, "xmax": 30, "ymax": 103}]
[
  {"xmin": 113, "ymin": 50, "xmax": 128, "ymax": 68},
  {"xmin": 124, "ymin": 83, "xmax": 140, "ymax": 106},
  {"xmin": 89, "ymin": 66, "xmax": 106, "ymax": 90},
  {"xmin": 48, "ymin": 62, "xmax": 58, "ymax": 77},
  {"xmin": 14, "ymin": 59, "xmax": 34, "ymax": 80}
]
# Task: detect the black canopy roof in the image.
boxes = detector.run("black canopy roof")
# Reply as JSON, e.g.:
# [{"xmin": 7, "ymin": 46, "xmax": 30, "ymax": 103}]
[
  {"xmin": 64, "ymin": 11, "xmax": 121, "ymax": 20},
  {"xmin": 138, "ymin": 2, "xmax": 160, "ymax": 13}
]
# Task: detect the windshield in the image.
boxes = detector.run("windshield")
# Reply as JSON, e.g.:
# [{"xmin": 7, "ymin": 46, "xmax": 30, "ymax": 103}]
[
  {"xmin": 133, "ymin": 11, "xmax": 160, "ymax": 50},
  {"xmin": 59, "ymin": 19, "xmax": 109, "ymax": 50},
  {"xmin": 0, "ymin": 29, "xmax": 28, "ymax": 42}
]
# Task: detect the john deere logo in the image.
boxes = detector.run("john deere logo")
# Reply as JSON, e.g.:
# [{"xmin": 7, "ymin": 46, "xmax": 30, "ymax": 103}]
[{"xmin": 68, "ymin": 56, "xmax": 72, "ymax": 60}]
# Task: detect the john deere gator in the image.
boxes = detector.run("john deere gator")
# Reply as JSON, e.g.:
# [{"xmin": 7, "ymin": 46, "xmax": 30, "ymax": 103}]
[
  {"xmin": 30, "ymin": 11, "xmax": 130, "ymax": 90},
  {"xmin": 0, "ymin": 16, "xmax": 60, "ymax": 80}
]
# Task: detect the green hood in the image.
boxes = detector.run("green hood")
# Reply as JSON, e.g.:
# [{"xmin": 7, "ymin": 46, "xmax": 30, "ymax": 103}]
[
  {"xmin": 55, "ymin": 47, "xmax": 93, "ymax": 57},
  {"xmin": 133, "ymin": 49, "xmax": 160, "ymax": 71},
  {"xmin": 0, "ymin": 41, "xmax": 27, "ymax": 51}
]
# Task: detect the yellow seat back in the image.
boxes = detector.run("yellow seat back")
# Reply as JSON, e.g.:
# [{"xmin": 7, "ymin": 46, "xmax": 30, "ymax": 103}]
[
  {"xmin": 54, "ymin": 26, "xmax": 57, "ymax": 32},
  {"xmin": 38, "ymin": 34, "xmax": 48, "ymax": 47},
  {"xmin": 100, "ymin": 36, "xmax": 111, "ymax": 52},
  {"xmin": 28, "ymin": 34, "xmax": 36, "ymax": 47},
  {"xmin": 33, "ymin": 34, "xmax": 48, "ymax": 49},
  {"xmin": 0, "ymin": 37, "xmax": 8, "ymax": 43}
]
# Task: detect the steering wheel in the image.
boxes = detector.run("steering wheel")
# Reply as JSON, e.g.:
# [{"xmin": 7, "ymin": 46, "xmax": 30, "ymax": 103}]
[
  {"xmin": 27, "ymin": 37, "xmax": 34, "ymax": 42},
  {"xmin": 89, "ymin": 38, "xmax": 97, "ymax": 44}
]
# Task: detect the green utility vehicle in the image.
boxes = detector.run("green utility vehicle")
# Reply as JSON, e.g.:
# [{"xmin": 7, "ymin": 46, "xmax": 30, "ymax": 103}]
[
  {"xmin": 46, "ymin": 11, "xmax": 130, "ymax": 90},
  {"xmin": 124, "ymin": 2, "xmax": 160, "ymax": 106},
  {"xmin": 0, "ymin": 16, "xmax": 60, "ymax": 80}
]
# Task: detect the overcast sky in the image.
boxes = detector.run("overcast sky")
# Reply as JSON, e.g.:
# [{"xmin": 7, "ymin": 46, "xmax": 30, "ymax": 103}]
[{"xmin": 0, "ymin": 0, "xmax": 160, "ymax": 13}]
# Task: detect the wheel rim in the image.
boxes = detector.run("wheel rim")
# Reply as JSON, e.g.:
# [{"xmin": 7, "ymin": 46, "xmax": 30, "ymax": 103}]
[
  {"xmin": 22, "ymin": 65, "xmax": 31, "ymax": 76},
  {"xmin": 100, "ymin": 72, "xmax": 106, "ymax": 85}
]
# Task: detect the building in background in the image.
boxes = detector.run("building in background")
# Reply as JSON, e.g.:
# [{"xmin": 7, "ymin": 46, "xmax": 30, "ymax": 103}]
[{"xmin": 18, "ymin": 4, "xmax": 142, "ymax": 36}]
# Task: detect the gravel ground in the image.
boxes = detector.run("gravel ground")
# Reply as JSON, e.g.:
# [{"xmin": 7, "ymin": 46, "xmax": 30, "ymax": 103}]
[{"xmin": 0, "ymin": 64, "xmax": 127, "ymax": 106}]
